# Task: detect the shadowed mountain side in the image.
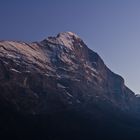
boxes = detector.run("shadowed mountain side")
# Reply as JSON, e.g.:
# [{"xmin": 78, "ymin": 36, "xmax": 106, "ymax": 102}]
[{"xmin": 0, "ymin": 32, "xmax": 140, "ymax": 140}]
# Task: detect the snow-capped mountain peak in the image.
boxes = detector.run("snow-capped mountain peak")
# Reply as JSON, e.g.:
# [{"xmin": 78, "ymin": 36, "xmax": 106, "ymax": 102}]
[
  {"xmin": 57, "ymin": 31, "xmax": 80, "ymax": 39},
  {"xmin": 44, "ymin": 32, "xmax": 83, "ymax": 50}
]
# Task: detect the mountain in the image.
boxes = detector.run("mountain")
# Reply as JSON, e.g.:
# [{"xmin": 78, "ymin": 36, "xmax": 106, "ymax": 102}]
[{"xmin": 0, "ymin": 32, "xmax": 140, "ymax": 140}]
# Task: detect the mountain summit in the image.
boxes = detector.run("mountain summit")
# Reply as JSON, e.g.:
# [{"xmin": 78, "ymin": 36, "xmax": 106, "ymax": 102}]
[
  {"xmin": 42, "ymin": 31, "xmax": 84, "ymax": 51},
  {"xmin": 0, "ymin": 32, "xmax": 140, "ymax": 140}
]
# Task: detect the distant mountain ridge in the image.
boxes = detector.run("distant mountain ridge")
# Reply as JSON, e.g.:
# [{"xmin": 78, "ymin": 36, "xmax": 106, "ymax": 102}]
[{"xmin": 0, "ymin": 32, "xmax": 140, "ymax": 140}]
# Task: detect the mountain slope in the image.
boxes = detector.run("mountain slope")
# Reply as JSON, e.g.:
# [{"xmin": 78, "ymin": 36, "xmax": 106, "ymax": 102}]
[{"xmin": 0, "ymin": 32, "xmax": 140, "ymax": 140}]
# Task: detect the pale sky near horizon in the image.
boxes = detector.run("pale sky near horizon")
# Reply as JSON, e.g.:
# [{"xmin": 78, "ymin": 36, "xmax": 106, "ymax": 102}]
[{"xmin": 0, "ymin": 0, "xmax": 140, "ymax": 94}]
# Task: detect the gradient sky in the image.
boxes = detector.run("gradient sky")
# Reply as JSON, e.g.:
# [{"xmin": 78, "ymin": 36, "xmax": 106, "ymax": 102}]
[{"xmin": 0, "ymin": 0, "xmax": 140, "ymax": 94}]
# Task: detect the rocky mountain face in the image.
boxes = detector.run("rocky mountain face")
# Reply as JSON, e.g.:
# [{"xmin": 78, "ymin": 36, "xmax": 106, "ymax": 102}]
[{"xmin": 0, "ymin": 32, "xmax": 140, "ymax": 140}]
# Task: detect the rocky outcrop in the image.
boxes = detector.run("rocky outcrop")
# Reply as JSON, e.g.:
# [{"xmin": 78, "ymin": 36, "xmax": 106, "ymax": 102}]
[{"xmin": 0, "ymin": 32, "xmax": 139, "ymax": 140}]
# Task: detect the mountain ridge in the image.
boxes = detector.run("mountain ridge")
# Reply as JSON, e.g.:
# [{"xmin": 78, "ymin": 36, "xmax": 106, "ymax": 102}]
[{"xmin": 0, "ymin": 32, "xmax": 137, "ymax": 113}]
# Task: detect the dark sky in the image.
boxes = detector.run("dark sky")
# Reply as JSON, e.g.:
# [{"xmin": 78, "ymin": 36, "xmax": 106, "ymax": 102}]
[{"xmin": 1, "ymin": 0, "xmax": 140, "ymax": 94}]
